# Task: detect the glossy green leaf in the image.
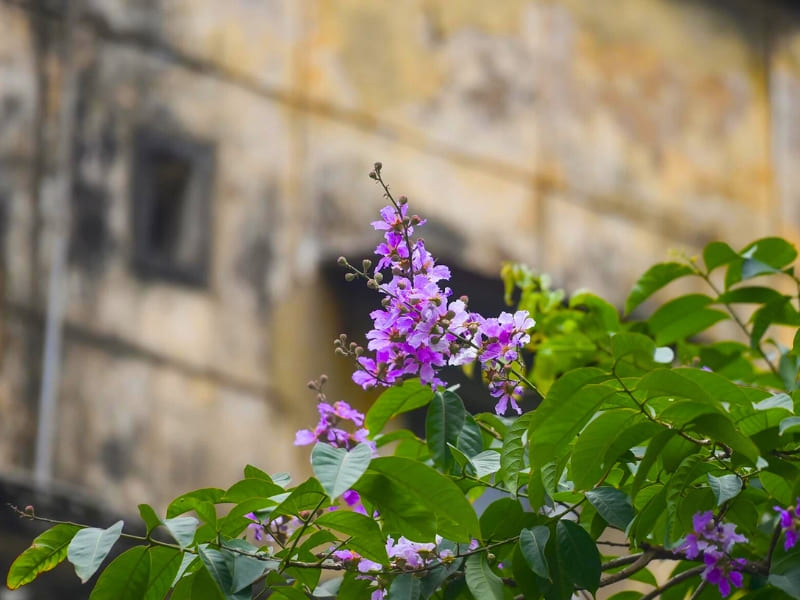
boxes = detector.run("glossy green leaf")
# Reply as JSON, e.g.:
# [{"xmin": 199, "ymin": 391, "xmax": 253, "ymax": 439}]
[
  {"xmin": 769, "ymin": 549, "xmax": 800, "ymax": 597},
  {"xmin": 198, "ymin": 547, "xmax": 233, "ymax": 594},
  {"xmin": 6, "ymin": 524, "xmax": 81, "ymax": 589},
  {"xmin": 144, "ymin": 547, "xmax": 183, "ymax": 600},
  {"xmin": 716, "ymin": 286, "xmax": 784, "ymax": 305},
  {"xmin": 519, "ymin": 526, "xmax": 550, "ymax": 579},
  {"xmin": 780, "ymin": 416, "xmax": 800, "ymax": 436},
  {"xmin": 691, "ymin": 413, "xmax": 759, "ymax": 464},
  {"xmin": 648, "ymin": 295, "xmax": 728, "ymax": 345},
  {"xmin": 465, "ymin": 554, "xmax": 503, "ymax": 600},
  {"xmin": 556, "ymin": 520, "xmax": 601, "ymax": 593},
  {"xmin": 571, "ymin": 409, "xmax": 643, "ymax": 490},
  {"xmin": 89, "ymin": 546, "xmax": 150, "ymax": 600},
  {"xmin": 425, "ymin": 390, "xmax": 480, "ymax": 472},
  {"xmin": 366, "ymin": 379, "xmax": 434, "ymax": 435},
  {"xmin": 703, "ymin": 241, "xmax": 739, "ymax": 272},
  {"xmin": 311, "ymin": 442, "xmax": 372, "ymax": 500},
  {"xmin": 470, "ymin": 451, "xmax": 501, "ymax": 478},
  {"xmin": 167, "ymin": 488, "xmax": 225, "ymax": 519},
  {"xmin": 353, "ymin": 457, "xmax": 479, "ymax": 542},
  {"xmin": 500, "ymin": 413, "xmax": 531, "ymax": 496},
  {"xmin": 315, "ymin": 511, "xmax": 389, "ymax": 564},
  {"xmin": 585, "ymin": 487, "xmax": 635, "ymax": 530},
  {"xmin": 163, "ymin": 517, "xmax": 199, "ymax": 549},
  {"xmin": 138, "ymin": 504, "xmax": 161, "ymax": 537},
  {"xmin": 67, "ymin": 520, "xmax": 124, "ymax": 583},
  {"xmin": 222, "ymin": 478, "xmax": 284, "ymax": 503},
  {"xmin": 707, "ymin": 474, "xmax": 742, "ymax": 506},
  {"xmin": 625, "ymin": 262, "xmax": 694, "ymax": 315},
  {"xmin": 480, "ymin": 498, "xmax": 526, "ymax": 541},
  {"xmin": 272, "ymin": 477, "xmax": 329, "ymax": 518},
  {"xmin": 389, "ymin": 573, "xmax": 422, "ymax": 600}
]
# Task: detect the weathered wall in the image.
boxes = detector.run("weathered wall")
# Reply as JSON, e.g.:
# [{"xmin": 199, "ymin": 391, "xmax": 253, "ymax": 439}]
[{"xmin": 0, "ymin": 0, "xmax": 799, "ymax": 517}]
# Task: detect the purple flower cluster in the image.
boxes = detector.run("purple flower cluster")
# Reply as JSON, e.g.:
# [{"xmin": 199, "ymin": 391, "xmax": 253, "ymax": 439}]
[
  {"xmin": 351, "ymin": 199, "xmax": 534, "ymax": 415},
  {"xmin": 775, "ymin": 500, "xmax": 800, "ymax": 550},
  {"xmin": 679, "ymin": 511, "xmax": 748, "ymax": 597},
  {"xmin": 332, "ymin": 534, "xmax": 459, "ymax": 599},
  {"xmin": 294, "ymin": 400, "xmax": 373, "ymax": 451}
]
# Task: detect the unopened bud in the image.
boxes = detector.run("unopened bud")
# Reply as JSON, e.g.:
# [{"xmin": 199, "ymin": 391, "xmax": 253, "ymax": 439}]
[
  {"xmin": 374, "ymin": 272, "xmax": 383, "ymax": 283},
  {"xmin": 335, "ymin": 347, "xmax": 346, "ymax": 356},
  {"xmin": 307, "ymin": 380, "xmax": 316, "ymax": 389},
  {"xmin": 337, "ymin": 256, "xmax": 348, "ymax": 266},
  {"xmin": 367, "ymin": 279, "xmax": 379, "ymax": 290},
  {"xmin": 24, "ymin": 505, "xmax": 34, "ymax": 514},
  {"xmin": 320, "ymin": 374, "xmax": 328, "ymax": 385},
  {"xmin": 373, "ymin": 161, "xmax": 382, "ymax": 173},
  {"xmin": 411, "ymin": 215, "xmax": 422, "ymax": 225},
  {"xmin": 362, "ymin": 259, "xmax": 372, "ymax": 271},
  {"xmin": 339, "ymin": 334, "xmax": 348, "ymax": 344},
  {"xmin": 488, "ymin": 553, "xmax": 496, "ymax": 562},
  {"xmin": 398, "ymin": 195, "xmax": 408, "ymax": 205},
  {"xmin": 344, "ymin": 272, "xmax": 356, "ymax": 282},
  {"xmin": 354, "ymin": 346, "xmax": 364, "ymax": 357},
  {"xmin": 369, "ymin": 171, "xmax": 378, "ymax": 180}
]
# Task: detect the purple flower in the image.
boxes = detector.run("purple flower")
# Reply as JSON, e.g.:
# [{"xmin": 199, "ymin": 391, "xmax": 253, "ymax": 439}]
[
  {"xmin": 350, "ymin": 201, "xmax": 535, "ymax": 415},
  {"xmin": 775, "ymin": 500, "xmax": 800, "ymax": 550},
  {"xmin": 357, "ymin": 558, "xmax": 383, "ymax": 573},
  {"xmin": 293, "ymin": 400, "xmax": 370, "ymax": 450},
  {"xmin": 680, "ymin": 512, "xmax": 748, "ymax": 597}
]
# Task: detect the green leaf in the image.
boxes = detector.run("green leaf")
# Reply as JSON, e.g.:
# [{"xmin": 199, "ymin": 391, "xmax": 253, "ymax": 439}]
[
  {"xmin": 470, "ymin": 451, "xmax": 501, "ymax": 478},
  {"xmin": 648, "ymin": 295, "xmax": 728, "ymax": 345},
  {"xmin": 163, "ymin": 517, "xmax": 199, "ymax": 549},
  {"xmin": 144, "ymin": 547, "xmax": 183, "ymax": 600},
  {"xmin": 743, "ymin": 237, "xmax": 798, "ymax": 270},
  {"xmin": 311, "ymin": 442, "xmax": 372, "ymax": 500},
  {"xmin": 703, "ymin": 241, "xmax": 739, "ymax": 272},
  {"xmin": 6, "ymin": 524, "xmax": 81, "ymax": 589},
  {"xmin": 198, "ymin": 548, "xmax": 233, "ymax": 594},
  {"xmin": 465, "ymin": 553, "xmax": 504, "ymax": 600},
  {"xmin": 67, "ymin": 520, "xmax": 124, "ymax": 583},
  {"xmin": 388, "ymin": 573, "xmax": 422, "ymax": 600},
  {"xmin": 691, "ymin": 413, "xmax": 759, "ymax": 464},
  {"xmin": 89, "ymin": 546, "xmax": 150, "ymax": 600},
  {"xmin": 571, "ymin": 409, "xmax": 644, "ymax": 490},
  {"xmin": 770, "ymin": 549, "xmax": 800, "ymax": 597},
  {"xmin": 625, "ymin": 262, "xmax": 694, "ymax": 315},
  {"xmin": 366, "ymin": 379, "xmax": 434, "ymax": 435},
  {"xmin": 480, "ymin": 498, "xmax": 526, "ymax": 541},
  {"xmin": 632, "ymin": 430, "xmax": 673, "ymax": 499},
  {"xmin": 167, "ymin": 488, "xmax": 226, "ymax": 519},
  {"xmin": 750, "ymin": 297, "xmax": 800, "ymax": 348},
  {"xmin": 230, "ymin": 553, "xmax": 270, "ymax": 594},
  {"xmin": 519, "ymin": 526, "xmax": 550, "ymax": 579},
  {"xmin": 707, "ymin": 474, "xmax": 742, "ymax": 506},
  {"xmin": 222, "ymin": 478, "xmax": 284, "ymax": 503},
  {"xmin": 585, "ymin": 488, "xmax": 635, "ymax": 530},
  {"xmin": 353, "ymin": 457, "xmax": 480, "ymax": 542},
  {"xmin": 716, "ymin": 286, "xmax": 785, "ymax": 305},
  {"xmin": 500, "ymin": 414, "xmax": 531, "ymax": 496},
  {"xmin": 556, "ymin": 520, "xmax": 601, "ymax": 593},
  {"xmin": 529, "ymin": 383, "xmax": 618, "ymax": 473},
  {"xmin": 138, "ymin": 505, "xmax": 161, "ymax": 537},
  {"xmin": 272, "ymin": 477, "xmax": 329, "ymax": 518},
  {"xmin": 761, "ymin": 471, "xmax": 795, "ymax": 505},
  {"xmin": 425, "ymin": 390, "xmax": 480, "ymax": 472},
  {"xmin": 780, "ymin": 417, "xmax": 800, "ymax": 436},
  {"xmin": 243, "ymin": 464, "xmax": 272, "ymax": 481},
  {"xmin": 315, "ymin": 511, "xmax": 389, "ymax": 564}
]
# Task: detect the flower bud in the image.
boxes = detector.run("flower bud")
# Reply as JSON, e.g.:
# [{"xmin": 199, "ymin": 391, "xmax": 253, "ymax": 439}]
[
  {"xmin": 362, "ymin": 259, "xmax": 372, "ymax": 271},
  {"xmin": 24, "ymin": 505, "xmax": 34, "ymax": 514},
  {"xmin": 398, "ymin": 195, "xmax": 408, "ymax": 205},
  {"xmin": 337, "ymin": 256, "xmax": 347, "ymax": 266},
  {"xmin": 354, "ymin": 346, "xmax": 364, "ymax": 357},
  {"xmin": 319, "ymin": 374, "xmax": 328, "ymax": 385},
  {"xmin": 369, "ymin": 171, "xmax": 378, "ymax": 180},
  {"xmin": 374, "ymin": 272, "xmax": 383, "ymax": 283},
  {"xmin": 307, "ymin": 380, "xmax": 316, "ymax": 389},
  {"xmin": 374, "ymin": 161, "xmax": 382, "ymax": 172},
  {"xmin": 334, "ymin": 347, "xmax": 346, "ymax": 356},
  {"xmin": 344, "ymin": 272, "xmax": 356, "ymax": 282},
  {"xmin": 367, "ymin": 279, "xmax": 379, "ymax": 290}
]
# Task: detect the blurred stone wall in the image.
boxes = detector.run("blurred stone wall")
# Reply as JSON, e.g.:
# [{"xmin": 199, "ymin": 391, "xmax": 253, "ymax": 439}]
[{"xmin": 0, "ymin": 0, "xmax": 799, "ymax": 518}]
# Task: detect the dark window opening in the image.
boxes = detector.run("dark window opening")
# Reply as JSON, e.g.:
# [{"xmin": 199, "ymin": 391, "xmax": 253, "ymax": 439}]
[{"xmin": 131, "ymin": 128, "xmax": 214, "ymax": 287}]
